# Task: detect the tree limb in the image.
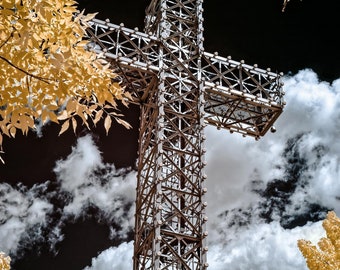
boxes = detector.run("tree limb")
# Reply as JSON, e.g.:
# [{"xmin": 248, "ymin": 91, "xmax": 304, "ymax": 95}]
[
  {"xmin": 0, "ymin": 32, "xmax": 13, "ymax": 50},
  {"xmin": 282, "ymin": 0, "xmax": 290, "ymax": 12}
]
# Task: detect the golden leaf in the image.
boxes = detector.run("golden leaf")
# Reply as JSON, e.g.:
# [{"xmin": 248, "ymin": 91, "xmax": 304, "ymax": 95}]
[
  {"xmin": 19, "ymin": 115, "xmax": 29, "ymax": 135},
  {"xmin": 104, "ymin": 114, "xmax": 112, "ymax": 135},
  {"xmin": 124, "ymin": 91, "xmax": 133, "ymax": 101},
  {"xmin": 72, "ymin": 117, "xmax": 77, "ymax": 133},
  {"xmin": 1, "ymin": 124, "xmax": 10, "ymax": 137},
  {"xmin": 93, "ymin": 110, "xmax": 103, "ymax": 125},
  {"xmin": 48, "ymin": 111, "xmax": 59, "ymax": 123},
  {"xmin": 115, "ymin": 117, "xmax": 132, "ymax": 129},
  {"xmin": 66, "ymin": 99, "xmax": 77, "ymax": 113},
  {"xmin": 76, "ymin": 40, "xmax": 89, "ymax": 48},
  {"xmin": 2, "ymin": 1, "xmax": 15, "ymax": 9},
  {"xmin": 9, "ymin": 126, "xmax": 16, "ymax": 138},
  {"xmin": 57, "ymin": 110, "xmax": 69, "ymax": 120},
  {"xmin": 62, "ymin": 6, "xmax": 78, "ymax": 14},
  {"xmin": 74, "ymin": 9, "xmax": 84, "ymax": 23},
  {"xmin": 81, "ymin": 12, "xmax": 98, "ymax": 22},
  {"xmin": 58, "ymin": 120, "xmax": 70, "ymax": 136},
  {"xmin": 47, "ymin": 104, "xmax": 59, "ymax": 111}
]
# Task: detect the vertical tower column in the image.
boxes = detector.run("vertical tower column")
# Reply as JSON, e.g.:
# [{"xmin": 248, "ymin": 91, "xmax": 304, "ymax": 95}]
[{"xmin": 134, "ymin": 0, "xmax": 208, "ymax": 269}]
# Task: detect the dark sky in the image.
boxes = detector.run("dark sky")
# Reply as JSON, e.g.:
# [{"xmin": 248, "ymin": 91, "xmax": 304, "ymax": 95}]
[
  {"xmin": 78, "ymin": 0, "xmax": 340, "ymax": 82},
  {"xmin": 1, "ymin": 0, "xmax": 339, "ymax": 269}
]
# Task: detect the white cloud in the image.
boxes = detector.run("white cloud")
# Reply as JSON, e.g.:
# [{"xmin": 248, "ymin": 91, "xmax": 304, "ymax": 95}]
[
  {"xmin": 208, "ymin": 221, "xmax": 324, "ymax": 270},
  {"xmin": 0, "ymin": 183, "xmax": 53, "ymax": 255},
  {"xmin": 54, "ymin": 135, "xmax": 103, "ymax": 193},
  {"xmin": 83, "ymin": 242, "xmax": 133, "ymax": 270},
  {"xmin": 54, "ymin": 135, "xmax": 136, "ymax": 239},
  {"xmin": 277, "ymin": 70, "xmax": 340, "ymax": 150}
]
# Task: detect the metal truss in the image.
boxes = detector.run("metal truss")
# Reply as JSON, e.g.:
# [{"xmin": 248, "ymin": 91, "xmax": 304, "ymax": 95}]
[{"xmin": 86, "ymin": 0, "xmax": 285, "ymax": 269}]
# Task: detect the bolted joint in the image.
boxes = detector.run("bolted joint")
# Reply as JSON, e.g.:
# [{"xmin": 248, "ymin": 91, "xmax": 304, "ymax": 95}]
[{"xmin": 155, "ymin": 220, "xmax": 162, "ymax": 226}]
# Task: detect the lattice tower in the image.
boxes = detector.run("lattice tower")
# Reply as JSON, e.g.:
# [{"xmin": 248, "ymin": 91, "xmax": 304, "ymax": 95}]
[{"xmin": 86, "ymin": 0, "xmax": 285, "ymax": 269}]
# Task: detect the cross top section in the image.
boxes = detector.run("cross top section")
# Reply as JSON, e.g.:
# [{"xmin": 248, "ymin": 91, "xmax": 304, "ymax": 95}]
[
  {"xmin": 144, "ymin": 0, "xmax": 204, "ymax": 52},
  {"xmin": 87, "ymin": 0, "xmax": 284, "ymax": 138}
]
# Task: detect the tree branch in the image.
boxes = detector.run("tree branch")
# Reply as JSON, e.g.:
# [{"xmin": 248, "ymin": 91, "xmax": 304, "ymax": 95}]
[
  {"xmin": 0, "ymin": 32, "xmax": 13, "ymax": 50},
  {"xmin": 282, "ymin": 0, "xmax": 290, "ymax": 12},
  {"xmin": 0, "ymin": 55, "xmax": 51, "ymax": 84}
]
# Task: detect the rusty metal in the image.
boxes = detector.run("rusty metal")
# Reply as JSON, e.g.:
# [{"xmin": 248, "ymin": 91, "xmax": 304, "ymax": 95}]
[{"xmin": 86, "ymin": 0, "xmax": 285, "ymax": 269}]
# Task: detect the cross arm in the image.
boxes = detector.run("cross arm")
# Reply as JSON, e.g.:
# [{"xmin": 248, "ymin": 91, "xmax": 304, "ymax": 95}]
[
  {"xmin": 200, "ymin": 52, "xmax": 285, "ymax": 138},
  {"xmin": 86, "ymin": 18, "xmax": 160, "ymax": 72},
  {"xmin": 85, "ymin": 19, "xmax": 161, "ymax": 103}
]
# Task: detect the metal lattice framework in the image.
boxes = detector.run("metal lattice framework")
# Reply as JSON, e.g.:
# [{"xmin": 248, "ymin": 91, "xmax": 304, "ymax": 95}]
[{"xmin": 86, "ymin": 0, "xmax": 285, "ymax": 269}]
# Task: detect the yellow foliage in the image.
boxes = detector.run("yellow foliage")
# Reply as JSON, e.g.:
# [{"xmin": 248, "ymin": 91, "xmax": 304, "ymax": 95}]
[
  {"xmin": 298, "ymin": 211, "xmax": 340, "ymax": 270},
  {"xmin": 0, "ymin": 252, "xmax": 10, "ymax": 270},
  {"xmin": 0, "ymin": 0, "xmax": 131, "ymax": 160}
]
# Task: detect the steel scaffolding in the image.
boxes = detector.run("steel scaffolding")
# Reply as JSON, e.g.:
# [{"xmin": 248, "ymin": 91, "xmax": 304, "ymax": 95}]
[{"xmin": 86, "ymin": 0, "xmax": 285, "ymax": 269}]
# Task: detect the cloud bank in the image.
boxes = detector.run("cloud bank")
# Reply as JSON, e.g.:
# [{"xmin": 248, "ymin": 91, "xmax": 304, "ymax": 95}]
[
  {"xmin": 0, "ymin": 135, "xmax": 136, "ymax": 259},
  {"xmin": 1, "ymin": 69, "xmax": 340, "ymax": 270},
  {"xmin": 53, "ymin": 135, "xmax": 136, "ymax": 239},
  {"xmin": 0, "ymin": 182, "xmax": 53, "ymax": 255}
]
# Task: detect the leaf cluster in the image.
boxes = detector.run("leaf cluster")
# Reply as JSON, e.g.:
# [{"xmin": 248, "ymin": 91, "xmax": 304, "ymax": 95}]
[
  {"xmin": 0, "ymin": 0, "xmax": 131, "ymax": 160},
  {"xmin": 298, "ymin": 211, "xmax": 340, "ymax": 270},
  {"xmin": 0, "ymin": 252, "xmax": 10, "ymax": 270}
]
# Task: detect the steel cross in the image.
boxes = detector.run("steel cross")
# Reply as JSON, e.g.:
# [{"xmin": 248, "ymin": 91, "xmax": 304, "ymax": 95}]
[{"xmin": 86, "ymin": 0, "xmax": 285, "ymax": 269}]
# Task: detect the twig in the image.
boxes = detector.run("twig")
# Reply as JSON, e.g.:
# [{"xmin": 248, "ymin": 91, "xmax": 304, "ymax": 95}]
[
  {"xmin": 0, "ymin": 32, "xmax": 13, "ymax": 50},
  {"xmin": 282, "ymin": 0, "xmax": 290, "ymax": 12}
]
